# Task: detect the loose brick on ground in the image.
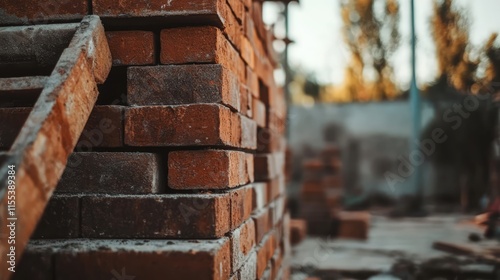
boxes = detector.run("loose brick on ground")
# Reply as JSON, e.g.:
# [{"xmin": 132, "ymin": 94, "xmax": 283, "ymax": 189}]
[
  {"xmin": 127, "ymin": 64, "xmax": 240, "ymax": 111},
  {"xmin": 168, "ymin": 150, "xmax": 253, "ymax": 190},
  {"xmin": 335, "ymin": 211, "xmax": 371, "ymax": 240},
  {"xmin": 106, "ymin": 31, "xmax": 155, "ymax": 65},
  {"xmin": 290, "ymin": 219, "xmax": 307, "ymax": 245},
  {"xmin": 81, "ymin": 194, "xmax": 231, "ymax": 238},
  {"xmin": 58, "ymin": 153, "xmax": 163, "ymax": 194}
]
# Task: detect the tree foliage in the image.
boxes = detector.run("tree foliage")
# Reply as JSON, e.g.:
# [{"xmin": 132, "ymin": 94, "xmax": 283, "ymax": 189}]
[{"xmin": 339, "ymin": 0, "xmax": 401, "ymax": 101}]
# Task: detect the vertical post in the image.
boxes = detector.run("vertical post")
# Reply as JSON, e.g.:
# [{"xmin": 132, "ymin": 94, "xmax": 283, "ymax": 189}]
[
  {"xmin": 410, "ymin": 0, "xmax": 423, "ymax": 209},
  {"xmin": 283, "ymin": 2, "xmax": 291, "ymax": 138}
]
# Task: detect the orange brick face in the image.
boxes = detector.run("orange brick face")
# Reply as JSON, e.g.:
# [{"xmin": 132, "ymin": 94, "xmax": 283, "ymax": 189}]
[{"xmin": 106, "ymin": 31, "xmax": 155, "ymax": 65}]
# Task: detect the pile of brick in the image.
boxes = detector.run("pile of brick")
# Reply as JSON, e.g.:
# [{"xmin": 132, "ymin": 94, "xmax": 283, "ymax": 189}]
[
  {"xmin": 0, "ymin": 0, "xmax": 289, "ymax": 279},
  {"xmin": 299, "ymin": 145, "xmax": 343, "ymax": 236},
  {"xmin": 299, "ymin": 145, "xmax": 370, "ymax": 239}
]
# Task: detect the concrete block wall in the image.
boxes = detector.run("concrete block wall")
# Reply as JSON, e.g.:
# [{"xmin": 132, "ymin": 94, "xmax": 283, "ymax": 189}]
[{"xmin": 0, "ymin": 0, "xmax": 289, "ymax": 279}]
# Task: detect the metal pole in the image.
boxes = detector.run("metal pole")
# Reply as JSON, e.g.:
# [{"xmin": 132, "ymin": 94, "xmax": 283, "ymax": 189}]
[
  {"xmin": 284, "ymin": 2, "xmax": 291, "ymax": 139},
  {"xmin": 410, "ymin": 0, "xmax": 423, "ymax": 210}
]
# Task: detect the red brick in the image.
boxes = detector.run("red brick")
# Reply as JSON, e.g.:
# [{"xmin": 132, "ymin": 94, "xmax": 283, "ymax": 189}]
[
  {"xmin": 231, "ymin": 219, "xmax": 256, "ymax": 272},
  {"xmin": 254, "ymin": 153, "xmax": 284, "ymax": 181},
  {"xmin": 231, "ymin": 185, "xmax": 253, "ymax": 229},
  {"xmin": 106, "ymin": 31, "xmax": 155, "ymax": 65},
  {"xmin": 256, "ymin": 234, "xmax": 273, "ymax": 279},
  {"xmin": 268, "ymin": 176, "xmax": 285, "ymax": 201},
  {"xmin": 0, "ymin": 0, "xmax": 87, "ymax": 25},
  {"xmin": 32, "ymin": 195, "xmax": 80, "ymax": 238},
  {"xmin": 238, "ymin": 251, "xmax": 257, "ymax": 280},
  {"xmin": 124, "ymin": 104, "xmax": 234, "ymax": 147},
  {"xmin": 168, "ymin": 150, "xmax": 253, "ymax": 190},
  {"xmin": 336, "ymin": 211, "xmax": 370, "ymax": 240},
  {"xmin": 93, "ymin": 0, "xmax": 219, "ymax": 20},
  {"xmin": 0, "ymin": 107, "xmax": 30, "ymax": 148},
  {"xmin": 241, "ymin": 37, "xmax": 255, "ymax": 68},
  {"xmin": 127, "ymin": 64, "xmax": 240, "ymax": 111},
  {"xmin": 270, "ymin": 248, "xmax": 283, "ymax": 280},
  {"xmin": 257, "ymin": 127, "xmax": 285, "ymax": 153},
  {"xmin": 58, "ymin": 152, "xmax": 163, "ymax": 194},
  {"xmin": 246, "ymin": 66, "xmax": 259, "ymax": 97},
  {"xmin": 252, "ymin": 182, "xmax": 269, "ymax": 212},
  {"xmin": 160, "ymin": 26, "xmax": 244, "ymax": 82},
  {"xmin": 252, "ymin": 208, "xmax": 270, "ymax": 244},
  {"xmin": 239, "ymin": 115, "xmax": 257, "ymax": 150},
  {"xmin": 77, "ymin": 105, "xmax": 124, "ymax": 148},
  {"xmin": 252, "ymin": 97, "xmax": 266, "ymax": 128},
  {"xmin": 81, "ymin": 194, "xmax": 231, "ymax": 238},
  {"xmin": 39, "ymin": 239, "xmax": 231, "ymax": 280},
  {"xmin": 290, "ymin": 219, "xmax": 307, "ymax": 245}
]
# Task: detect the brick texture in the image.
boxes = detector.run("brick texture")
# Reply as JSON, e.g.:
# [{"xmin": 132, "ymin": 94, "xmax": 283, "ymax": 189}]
[
  {"xmin": 106, "ymin": 31, "xmax": 155, "ymax": 65},
  {"xmin": 168, "ymin": 150, "xmax": 253, "ymax": 190},
  {"xmin": 58, "ymin": 153, "xmax": 163, "ymax": 194}
]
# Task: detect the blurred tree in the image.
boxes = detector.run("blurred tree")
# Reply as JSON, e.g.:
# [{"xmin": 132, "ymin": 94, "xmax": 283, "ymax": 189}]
[
  {"xmin": 337, "ymin": 0, "xmax": 401, "ymax": 102},
  {"xmin": 482, "ymin": 33, "xmax": 500, "ymax": 92},
  {"xmin": 303, "ymin": 74, "xmax": 321, "ymax": 101},
  {"xmin": 431, "ymin": 0, "xmax": 478, "ymax": 93}
]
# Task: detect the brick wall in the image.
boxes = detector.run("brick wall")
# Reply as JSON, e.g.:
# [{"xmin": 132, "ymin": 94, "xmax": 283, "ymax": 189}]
[{"xmin": 0, "ymin": 0, "xmax": 289, "ymax": 279}]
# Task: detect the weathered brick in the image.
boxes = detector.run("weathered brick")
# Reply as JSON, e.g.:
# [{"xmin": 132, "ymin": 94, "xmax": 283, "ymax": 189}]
[
  {"xmin": 246, "ymin": 66, "xmax": 259, "ymax": 98},
  {"xmin": 252, "ymin": 97, "xmax": 266, "ymax": 128},
  {"xmin": 77, "ymin": 105, "xmax": 124, "ymax": 148},
  {"xmin": 231, "ymin": 219, "xmax": 255, "ymax": 272},
  {"xmin": 0, "ymin": 0, "xmax": 87, "ymax": 25},
  {"xmin": 127, "ymin": 64, "xmax": 240, "ymax": 111},
  {"xmin": 252, "ymin": 208, "xmax": 270, "ymax": 244},
  {"xmin": 93, "ymin": 0, "xmax": 220, "ymax": 21},
  {"xmin": 106, "ymin": 31, "xmax": 155, "ymax": 65},
  {"xmin": 231, "ymin": 185, "xmax": 253, "ymax": 229},
  {"xmin": 160, "ymin": 26, "xmax": 244, "ymax": 82},
  {"xmin": 257, "ymin": 127, "xmax": 285, "ymax": 153},
  {"xmin": 58, "ymin": 153, "xmax": 163, "ymax": 194},
  {"xmin": 239, "ymin": 115, "xmax": 257, "ymax": 150},
  {"xmin": 168, "ymin": 150, "xmax": 253, "ymax": 190},
  {"xmin": 270, "ymin": 247, "xmax": 283, "ymax": 280},
  {"xmin": 0, "ymin": 107, "xmax": 30, "ymax": 148},
  {"xmin": 25, "ymin": 239, "xmax": 231, "ymax": 280},
  {"xmin": 81, "ymin": 194, "xmax": 231, "ymax": 238},
  {"xmin": 254, "ymin": 153, "xmax": 284, "ymax": 181},
  {"xmin": 256, "ymin": 233, "xmax": 273, "ymax": 279},
  {"xmin": 125, "ymin": 104, "xmax": 234, "ymax": 147},
  {"xmin": 238, "ymin": 251, "xmax": 257, "ymax": 280},
  {"xmin": 252, "ymin": 182, "xmax": 269, "ymax": 212},
  {"xmin": 32, "ymin": 195, "xmax": 80, "ymax": 238}
]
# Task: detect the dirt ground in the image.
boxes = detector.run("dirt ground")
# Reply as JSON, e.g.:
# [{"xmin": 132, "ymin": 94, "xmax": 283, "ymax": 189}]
[{"xmin": 291, "ymin": 214, "xmax": 500, "ymax": 280}]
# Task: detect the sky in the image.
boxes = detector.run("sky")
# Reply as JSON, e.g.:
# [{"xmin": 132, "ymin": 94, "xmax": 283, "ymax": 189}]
[{"xmin": 263, "ymin": 0, "xmax": 500, "ymax": 89}]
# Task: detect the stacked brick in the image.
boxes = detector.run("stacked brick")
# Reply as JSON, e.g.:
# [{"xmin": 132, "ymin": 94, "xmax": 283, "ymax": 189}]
[
  {"xmin": 299, "ymin": 145, "xmax": 343, "ymax": 235},
  {"xmin": 0, "ymin": 0, "xmax": 289, "ymax": 279}
]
